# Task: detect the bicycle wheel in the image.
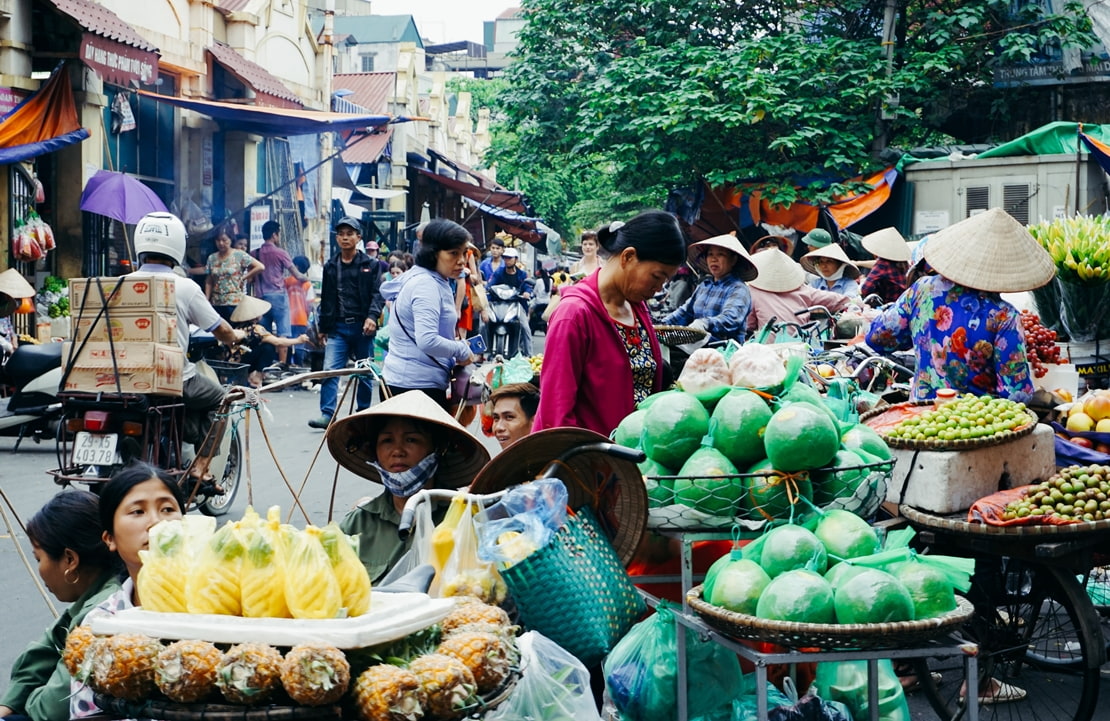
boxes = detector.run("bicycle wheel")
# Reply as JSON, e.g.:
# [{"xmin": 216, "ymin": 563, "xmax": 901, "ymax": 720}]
[
  {"xmin": 200, "ymin": 425, "xmax": 241, "ymax": 516},
  {"xmin": 916, "ymin": 559, "xmax": 1104, "ymax": 721}
]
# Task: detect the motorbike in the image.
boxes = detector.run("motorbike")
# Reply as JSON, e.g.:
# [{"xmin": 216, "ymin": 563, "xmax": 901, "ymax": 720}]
[
  {"xmin": 0, "ymin": 342, "xmax": 65, "ymax": 450},
  {"xmin": 486, "ymin": 283, "xmax": 528, "ymax": 359},
  {"xmin": 49, "ymin": 333, "xmax": 243, "ymax": 516}
]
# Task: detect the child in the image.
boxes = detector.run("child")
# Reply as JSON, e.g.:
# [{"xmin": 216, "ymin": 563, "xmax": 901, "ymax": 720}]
[
  {"xmin": 286, "ymin": 255, "xmax": 314, "ymax": 366},
  {"xmin": 229, "ymin": 296, "xmax": 310, "ymax": 387}
]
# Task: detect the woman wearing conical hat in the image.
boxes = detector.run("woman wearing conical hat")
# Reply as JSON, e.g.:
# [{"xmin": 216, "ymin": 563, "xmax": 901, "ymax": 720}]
[
  {"xmin": 661, "ymin": 232, "xmax": 759, "ymax": 345},
  {"xmin": 801, "ymin": 243, "xmax": 862, "ymax": 298},
  {"xmin": 858, "ymin": 227, "xmax": 911, "ymax": 304},
  {"xmin": 744, "ymin": 249, "xmax": 855, "ymax": 336},
  {"xmin": 866, "ymin": 208, "xmax": 1054, "ymax": 402},
  {"xmin": 0, "ymin": 268, "xmax": 36, "ymax": 354}
]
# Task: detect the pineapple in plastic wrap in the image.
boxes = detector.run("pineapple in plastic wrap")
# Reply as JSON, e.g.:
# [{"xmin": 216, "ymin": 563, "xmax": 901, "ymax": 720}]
[
  {"xmin": 352, "ymin": 664, "xmax": 426, "ymax": 721},
  {"xmin": 440, "ymin": 568, "xmax": 507, "ymax": 605},
  {"xmin": 239, "ymin": 506, "xmax": 291, "ymax": 619},
  {"xmin": 319, "ymin": 522, "xmax": 371, "ymax": 617},
  {"xmin": 279, "ymin": 643, "xmax": 351, "ymax": 706},
  {"xmin": 89, "ymin": 633, "xmax": 163, "ymax": 701},
  {"xmin": 137, "ymin": 519, "xmax": 191, "ymax": 613},
  {"xmin": 155, "ymin": 639, "xmax": 222, "ymax": 703},
  {"xmin": 217, "ymin": 643, "xmax": 283, "ymax": 705},
  {"xmin": 186, "ymin": 520, "xmax": 244, "ymax": 615},
  {"xmin": 436, "ymin": 631, "xmax": 514, "ymax": 693},
  {"xmin": 407, "ymin": 654, "xmax": 476, "ymax": 719},
  {"xmin": 283, "ymin": 525, "xmax": 342, "ymax": 619}
]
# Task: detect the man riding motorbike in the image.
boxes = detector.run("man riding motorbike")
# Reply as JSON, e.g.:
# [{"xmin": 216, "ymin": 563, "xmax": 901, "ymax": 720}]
[{"xmin": 127, "ymin": 212, "xmax": 246, "ymax": 484}]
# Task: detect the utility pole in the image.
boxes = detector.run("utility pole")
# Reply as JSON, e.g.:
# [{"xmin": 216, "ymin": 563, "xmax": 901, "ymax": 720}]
[
  {"xmin": 873, "ymin": 0, "xmax": 899, "ymax": 158},
  {"xmin": 320, "ymin": 0, "xmax": 336, "ymax": 264}
]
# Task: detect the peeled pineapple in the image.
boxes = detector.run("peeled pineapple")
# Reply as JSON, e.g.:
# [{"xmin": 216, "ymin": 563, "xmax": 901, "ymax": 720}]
[
  {"xmin": 284, "ymin": 525, "xmax": 342, "ymax": 619},
  {"xmin": 217, "ymin": 643, "xmax": 283, "ymax": 705},
  {"xmin": 279, "ymin": 643, "xmax": 351, "ymax": 706},
  {"xmin": 407, "ymin": 654, "xmax": 476, "ymax": 719},
  {"xmin": 440, "ymin": 568, "xmax": 507, "ymax": 605},
  {"xmin": 436, "ymin": 631, "xmax": 514, "ymax": 693},
  {"xmin": 240, "ymin": 507, "xmax": 291, "ymax": 619},
  {"xmin": 90, "ymin": 633, "xmax": 163, "ymax": 701},
  {"xmin": 62, "ymin": 625, "xmax": 97, "ymax": 678},
  {"xmin": 439, "ymin": 598, "xmax": 512, "ymax": 638},
  {"xmin": 187, "ymin": 521, "xmax": 245, "ymax": 615},
  {"xmin": 352, "ymin": 664, "xmax": 426, "ymax": 721},
  {"xmin": 155, "ymin": 639, "xmax": 222, "ymax": 703},
  {"xmin": 319, "ymin": 522, "xmax": 372, "ymax": 617},
  {"xmin": 137, "ymin": 520, "xmax": 189, "ymax": 613}
]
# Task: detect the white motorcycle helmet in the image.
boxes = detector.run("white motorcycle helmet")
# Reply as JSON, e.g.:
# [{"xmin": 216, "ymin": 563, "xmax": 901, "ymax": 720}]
[{"xmin": 134, "ymin": 212, "xmax": 187, "ymax": 266}]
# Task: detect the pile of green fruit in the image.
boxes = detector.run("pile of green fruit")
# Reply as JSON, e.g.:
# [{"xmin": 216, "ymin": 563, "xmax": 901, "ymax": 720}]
[
  {"xmin": 1003, "ymin": 464, "xmax": 1110, "ymax": 522},
  {"xmin": 884, "ymin": 395, "xmax": 1031, "ymax": 442}
]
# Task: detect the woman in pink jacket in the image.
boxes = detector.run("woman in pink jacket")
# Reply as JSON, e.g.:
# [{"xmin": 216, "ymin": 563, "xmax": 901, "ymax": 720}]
[
  {"xmin": 533, "ymin": 210, "xmax": 687, "ymax": 435},
  {"xmin": 745, "ymin": 247, "xmax": 855, "ymax": 338}
]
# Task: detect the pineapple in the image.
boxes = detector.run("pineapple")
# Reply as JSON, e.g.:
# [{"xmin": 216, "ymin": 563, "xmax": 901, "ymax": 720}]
[
  {"xmin": 407, "ymin": 654, "xmax": 476, "ymax": 719},
  {"xmin": 217, "ymin": 643, "xmax": 283, "ymax": 705},
  {"xmin": 280, "ymin": 644, "xmax": 351, "ymax": 706},
  {"xmin": 155, "ymin": 640, "xmax": 222, "ymax": 703},
  {"xmin": 436, "ymin": 631, "xmax": 514, "ymax": 694},
  {"xmin": 136, "ymin": 519, "xmax": 190, "ymax": 613},
  {"xmin": 187, "ymin": 520, "xmax": 245, "ymax": 615},
  {"xmin": 352, "ymin": 664, "xmax": 426, "ymax": 721},
  {"xmin": 320, "ymin": 522, "xmax": 372, "ymax": 617},
  {"xmin": 284, "ymin": 525, "xmax": 342, "ymax": 619},
  {"xmin": 240, "ymin": 514, "xmax": 291, "ymax": 619},
  {"xmin": 90, "ymin": 633, "xmax": 163, "ymax": 701},
  {"xmin": 439, "ymin": 598, "xmax": 512, "ymax": 638},
  {"xmin": 62, "ymin": 625, "xmax": 97, "ymax": 677},
  {"xmin": 440, "ymin": 568, "xmax": 507, "ymax": 605}
]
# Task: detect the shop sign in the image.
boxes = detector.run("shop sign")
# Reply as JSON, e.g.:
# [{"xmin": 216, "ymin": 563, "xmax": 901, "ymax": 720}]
[
  {"xmin": 0, "ymin": 87, "xmax": 24, "ymax": 115},
  {"xmin": 249, "ymin": 205, "xmax": 271, "ymax": 251},
  {"xmin": 80, "ymin": 33, "xmax": 157, "ymax": 87}
]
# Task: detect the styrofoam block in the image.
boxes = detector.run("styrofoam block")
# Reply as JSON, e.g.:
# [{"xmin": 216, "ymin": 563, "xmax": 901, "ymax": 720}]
[{"xmin": 886, "ymin": 423, "xmax": 1056, "ymax": 514}]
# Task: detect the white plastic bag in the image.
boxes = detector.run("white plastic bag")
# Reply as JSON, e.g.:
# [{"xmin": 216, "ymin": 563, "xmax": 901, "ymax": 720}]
[
  {"xmin": 375, "ymin": 499, "xmax": 434, "ymax": 587},
  {"xmin": 485, "ymin": 631, "xmax": 602, "ymax": 721}
]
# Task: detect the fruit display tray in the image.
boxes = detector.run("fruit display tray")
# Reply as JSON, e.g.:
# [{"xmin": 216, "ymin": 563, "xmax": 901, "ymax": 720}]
[
  {"xmin": 87, "ymin": 592, "xmax": 455, "ymax": 649},
  {"xmin": 654, "ymin": 324, "xmax": 708, "ymax": 347},
  {"xmin": 686, "ymin": 584, "xmax": 975, "ymax": 651},
  {"xmin": 901, "ymin": 504, "xmax": 1110, "ymax": 537},
  {"xmin": 861, "ymin": 401, "xmax": 1038, "ymax": 451},
  {"xmin": 92, "ymin": 695, "xmax": 339, "ymax": 721}
]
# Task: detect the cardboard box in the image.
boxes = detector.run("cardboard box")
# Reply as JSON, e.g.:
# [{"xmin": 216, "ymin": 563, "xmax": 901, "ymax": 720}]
[
  {"xmin": 72, "ymin": 312, "xmax": 178, "ymax": 345},
  {"xmin": 885, "ymin": 423, "xmax": 1056, "ymax": 513},
  {"xmin": 69, "ymin": 276, "xmax": 176, "ymax": 314},
  {"xmin": 62, "ymin": 342, "xmax": 184, "ymax": 396}
]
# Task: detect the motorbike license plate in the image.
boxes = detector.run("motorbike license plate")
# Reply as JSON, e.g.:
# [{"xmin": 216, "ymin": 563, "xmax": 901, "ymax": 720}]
[{"xmin": 72, "ymin": 432, "xmax": 120, "ymax": 466}]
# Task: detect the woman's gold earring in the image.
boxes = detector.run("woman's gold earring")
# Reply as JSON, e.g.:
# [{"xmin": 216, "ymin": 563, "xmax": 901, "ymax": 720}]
[{"xmin": 64, "ymin": 567, "xmax": 80, "ymax": 585}]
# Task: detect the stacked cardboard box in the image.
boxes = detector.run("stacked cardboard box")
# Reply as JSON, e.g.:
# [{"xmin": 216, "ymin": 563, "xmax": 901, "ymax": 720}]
[{"xmin": 65, "ymin": 276, "xmax": 182, "ymax": 395}]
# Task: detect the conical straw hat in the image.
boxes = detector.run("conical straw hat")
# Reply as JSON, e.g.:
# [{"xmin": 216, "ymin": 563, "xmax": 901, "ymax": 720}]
[
  {"xmin": 800, "ymin": 243, "xmax": 861, "ymax": 280},
  {"xmin": 230, "ymin": 296, "xmax": 271, "ymax": 323},
  {"xmin": 0, "ymin": 269, "xmax": 36, "ymax": 299},
  {"xmin": 687, "ymin": 233, "xmax": 758, "ymax": 281},
  {"xmin": 327, "ymin": 390, "xmax": 490, "ymax": 488},
  {"xmin": 748, "ymin": 248, "xmax": 806, "ymax": 292},
  {"xmin": 861, "ymin": 227, "xmax": 911, "ymax": 262},
  {"xmin": 923, "ymin": 208, "xmax": 1055, "ymax": 292}
]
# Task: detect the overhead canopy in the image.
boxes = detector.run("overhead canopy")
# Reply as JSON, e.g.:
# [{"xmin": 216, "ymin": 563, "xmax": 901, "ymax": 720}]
[
  {"xmin": 137, "ymin": 90, "xmax": 396, "ymax": 136},
  {"xmin": 418, "ymin": 167, "xmax": 529, "ymax": 215},
  {"xmin": 0, "ymin": 63, "xmax": 89, "ymax": 165},
  {"xmin": 429, "ymin": 147, "xmax": 500, "ymax": 190},
  {"xmin": 43, "ymin": 0, "xmax": 159, "ymax": 86},
  {"xmin": 461, "ymin": 196, "xmax": 544, "ymax": 245}
]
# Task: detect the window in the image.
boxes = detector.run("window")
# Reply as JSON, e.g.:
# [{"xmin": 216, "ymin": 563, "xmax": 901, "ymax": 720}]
[{"xmin": 361, "ymin": 54, "xmax": 375, "ymax": 72}]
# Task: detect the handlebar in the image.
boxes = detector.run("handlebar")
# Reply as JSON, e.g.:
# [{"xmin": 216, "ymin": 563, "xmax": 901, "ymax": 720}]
[{"xmin": 795, "ymin": 305, "xmax": 833, "ymax": 318}]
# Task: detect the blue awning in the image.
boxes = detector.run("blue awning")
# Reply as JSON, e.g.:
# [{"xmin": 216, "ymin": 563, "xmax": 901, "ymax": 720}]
[{"xmin": 137, "ymin": 91, "xmax": 399, "ymax": 136}]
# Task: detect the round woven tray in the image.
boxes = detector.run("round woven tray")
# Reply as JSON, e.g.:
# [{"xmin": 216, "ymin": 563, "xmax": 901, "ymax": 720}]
[
  {"xmin": 93, "ymin": 695, "xmax": 340, "ymax": 721},
  {"xmin": 686, "ymin": 585, "xmax": 975, "ymax": 651},
  {"xmin": 860, "ymin": 400, "xmax": 1038, "ymax": 451},
  {"xmin": 654, "ymin": 324, "xmax": 709, "ymax": 348},
  {"xmin": 900, "ymin": 504, "xmax": 1110, "ymax": 538}
]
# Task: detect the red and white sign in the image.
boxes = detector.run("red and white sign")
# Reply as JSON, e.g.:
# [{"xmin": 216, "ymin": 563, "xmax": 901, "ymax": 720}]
[
  {"xmin": 249, "ymin": 205, "xmax": 270, "ymax": 251},
  {"xmin": 80, "ymin": 33, "xmax": 157, "ymax": 88}
]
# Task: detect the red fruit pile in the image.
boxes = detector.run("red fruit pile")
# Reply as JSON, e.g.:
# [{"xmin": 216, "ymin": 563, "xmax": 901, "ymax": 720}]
[{"xmin": 1021, "ymin": 310, "xmax": 1062, "ymax": 378}]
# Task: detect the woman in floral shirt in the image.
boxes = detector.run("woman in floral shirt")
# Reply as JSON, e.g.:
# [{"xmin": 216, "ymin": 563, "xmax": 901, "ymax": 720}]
[
  {"xmin": 866, "ymin": 208, "xmax": 1055, "ymax": 401},
  {"xmin": 205, "ymin": 228, "xmax": 264, "ymax": 319}
]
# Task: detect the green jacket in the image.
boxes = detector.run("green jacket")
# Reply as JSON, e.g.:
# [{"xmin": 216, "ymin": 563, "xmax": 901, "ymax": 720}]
[
  {"xmin": 339, "ymin": 493, "xmax": 446, "ymax": 584},
  {"xmin": 1, "ymin": 571, "xmax": 121, "ymax": 721}
]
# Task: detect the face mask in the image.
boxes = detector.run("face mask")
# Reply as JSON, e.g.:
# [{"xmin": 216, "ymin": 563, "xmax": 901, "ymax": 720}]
[
  {"xmin": 819, "ymin": 264, "xmax": 845, "ymax": 281},
  {"xmin": 370, "ymin": 452, "xmax": 440, "ymax": 498}
]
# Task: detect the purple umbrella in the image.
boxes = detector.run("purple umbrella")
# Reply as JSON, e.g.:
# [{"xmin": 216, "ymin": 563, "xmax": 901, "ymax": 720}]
[{"xmin": 79, "ymin": 170, "xmax": 167, "ymax": 224}]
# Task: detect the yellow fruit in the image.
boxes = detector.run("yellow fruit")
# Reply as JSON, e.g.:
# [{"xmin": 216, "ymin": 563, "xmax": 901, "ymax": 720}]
[
  {"xmin": 63, "ymin": 625, "xmax": 97, "ymax": 678},
  {"xmin": 1097, "ymin": 419, "xmax": 1110, "ymax": 433},
  {"xmin": 1084, "ymin": 394, "xmax": 1110, "ymax": 422},
  {"xmin": 407, "ymin": 654, "xmax": 476, "ymax": 718},
  {"xmin": 90, "ymin": 633, "xmax": 163, "ymax": 701},
  {"xmin": 353, "ymin": 664, "xmax": 426, "ymax": 721},
  {"xmin": 217, "ymin": 643, "xmax": 283, "ymax": 705},
  {"xmin": 280, "ymin": 644, "xmax": 351, "ymax": 706},
  {"xmin": 155, "ymin": 640, "xmax": 222, "ymax": 703},
  {"xmin": 436, "ymin": 631, "xmax": 514, "ymax": 693},
  {"xmin": 1066, "ymin": 411, "xmax": 1095, "ymax": 432},
  {"xmin": 439, "ymin": 598, "xmax": 512, "ymax": 637}
]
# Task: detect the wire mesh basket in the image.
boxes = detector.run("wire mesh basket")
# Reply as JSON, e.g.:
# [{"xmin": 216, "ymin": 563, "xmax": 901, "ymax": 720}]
[
  {"xmin": 205, "ymin": 359, "xmax": 251, "ymax": 386},
  {"xmin": 645, "ymin": 459, "xmax": 894, "ymax": 531},
  {"xmin": 654, "ymin": 324, "xmax": 709, "ymax": 348}
]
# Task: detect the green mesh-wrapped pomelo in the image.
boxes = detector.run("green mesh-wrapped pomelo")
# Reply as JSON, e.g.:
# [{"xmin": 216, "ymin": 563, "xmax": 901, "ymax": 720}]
[
  {"xmin": 755, "ymin": 569, "xmax": 835, "ymax": 623},
  {"xmin": 813, "ymin": 509, "xmax": 880, "ymax": 565},
  {"xmin": 673, "ymin": 447, "xmax": 743, "ymax": 516},
  {"xmin": 892, "ymin": 562, "xmax": 957, "ymax": 620},
  {"xmin": 613, "ymin": 409, "xmax": 646, "ymax": 449},
  {"xmin": 840, "ymin": 424, "xmax": 893, "ymax": 461},
  {"xmin": 707, "ymin": 558, "xmax": 771, "ymax": 615},
  {"xmin": 759, "ymin": 523, "xmax": 828, "ymax": 578},
  {"xmin": 744, "ymin": 459, "xmax": 813, "ymax": 522},
  {"xmin": 641, "ymin": 391, "xmax": 710, "ymax": 469},
  {"xmin": 833, "ymin": 568, "xmax": 915, "ymax": 624},
  {"xmin": 811, "ymin": 449, "xmax": 871, "ymax": 507},
  {"xmin": 709, "ymin": 389, "xmax": 773, "ymax": 468},
  {"xmin": 824, "ymin": 562, "xmax": 868, "ymax": 589},
  {"xmin": 764, "ymin": 403, "xmax": 840, "ymax": 472}
]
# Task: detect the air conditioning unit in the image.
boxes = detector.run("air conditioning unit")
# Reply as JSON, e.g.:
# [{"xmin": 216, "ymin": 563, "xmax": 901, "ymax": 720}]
[{"xmin": 906, "ymin": 152, "xmax": 1108, "ymax": 235}]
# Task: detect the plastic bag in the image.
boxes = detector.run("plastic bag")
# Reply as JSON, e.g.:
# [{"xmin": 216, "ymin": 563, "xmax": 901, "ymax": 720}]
[
  {"xmin": 376, "ymin": 498, "xmax": 433, "ymax": 586},
  {"xmin": 734, "ymin": 677, "xmax": 853, "ymax": 721},
  {"xmin": 485, "ymin": 631, "xmax": 601, "ymax": 721},
  {"xmin": 282, "ymin": 525, "xmax": 342, "ymax": 619},
  {"xmin": 435, "ymin": 499, "xmax": 506, "ymax": 605},
  {"xmin": 476, "ymin": 479, "xmax": 568, "ymax": 567},
  {"xmin": 603, "ymin": 603, "xmax": 742, "ymax": 721},
  {"xmin": 813, "ymin": 660, "xmax": 910, "ymax": 721}
]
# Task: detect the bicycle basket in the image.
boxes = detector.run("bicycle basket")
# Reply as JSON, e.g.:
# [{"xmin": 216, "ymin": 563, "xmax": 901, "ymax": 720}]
[
  {"xmin": 500, "ymin": 506, "xmax": 645, "ymax": 668},
  {"xmin": 654, "ymin": 324, "xmax": 708, "ymax": 348},
  {"xmin": 204, "ymin": 360, "xmax": 250, "ymax": 386}
]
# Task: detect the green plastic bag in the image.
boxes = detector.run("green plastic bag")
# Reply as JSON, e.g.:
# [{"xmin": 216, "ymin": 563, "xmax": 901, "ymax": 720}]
[
  {"xmin": 814, "ymin": 659, "xmax": 910, "ymax": 721},
  {"xmin": 603, "ymin": 603, "xmax": 743, "ymax": 721}
]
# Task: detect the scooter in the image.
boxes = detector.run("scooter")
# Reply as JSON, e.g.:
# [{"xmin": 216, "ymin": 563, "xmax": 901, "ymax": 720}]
[
  {"xmin": 486, "ymin": 284, "xmax": 527, "ymax": 359},
  {"xmin": 0, "ymin": 342, "xmax": 64, "ymax": 450}
]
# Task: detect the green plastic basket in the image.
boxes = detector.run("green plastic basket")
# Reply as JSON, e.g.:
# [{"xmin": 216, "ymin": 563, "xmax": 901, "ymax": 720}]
[{"xmin": 500, "ymin": 506, "xmax": 645, "ymax": 668}]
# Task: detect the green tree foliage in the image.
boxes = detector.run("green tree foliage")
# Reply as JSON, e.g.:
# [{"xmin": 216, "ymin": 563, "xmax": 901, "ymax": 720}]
[{"xmin": 487, "ymin": 0, "xmax": 1096, "ymax": 217}]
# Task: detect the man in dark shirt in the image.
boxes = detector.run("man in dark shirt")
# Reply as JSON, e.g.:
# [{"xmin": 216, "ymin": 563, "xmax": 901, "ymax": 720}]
[
  {"xmin": 489, "ymin": 247, "xmax": 534, "ymax": 356},
  {"xmin": 309, "ymin": 216, "xmax": 384, "ymax": 429}
]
